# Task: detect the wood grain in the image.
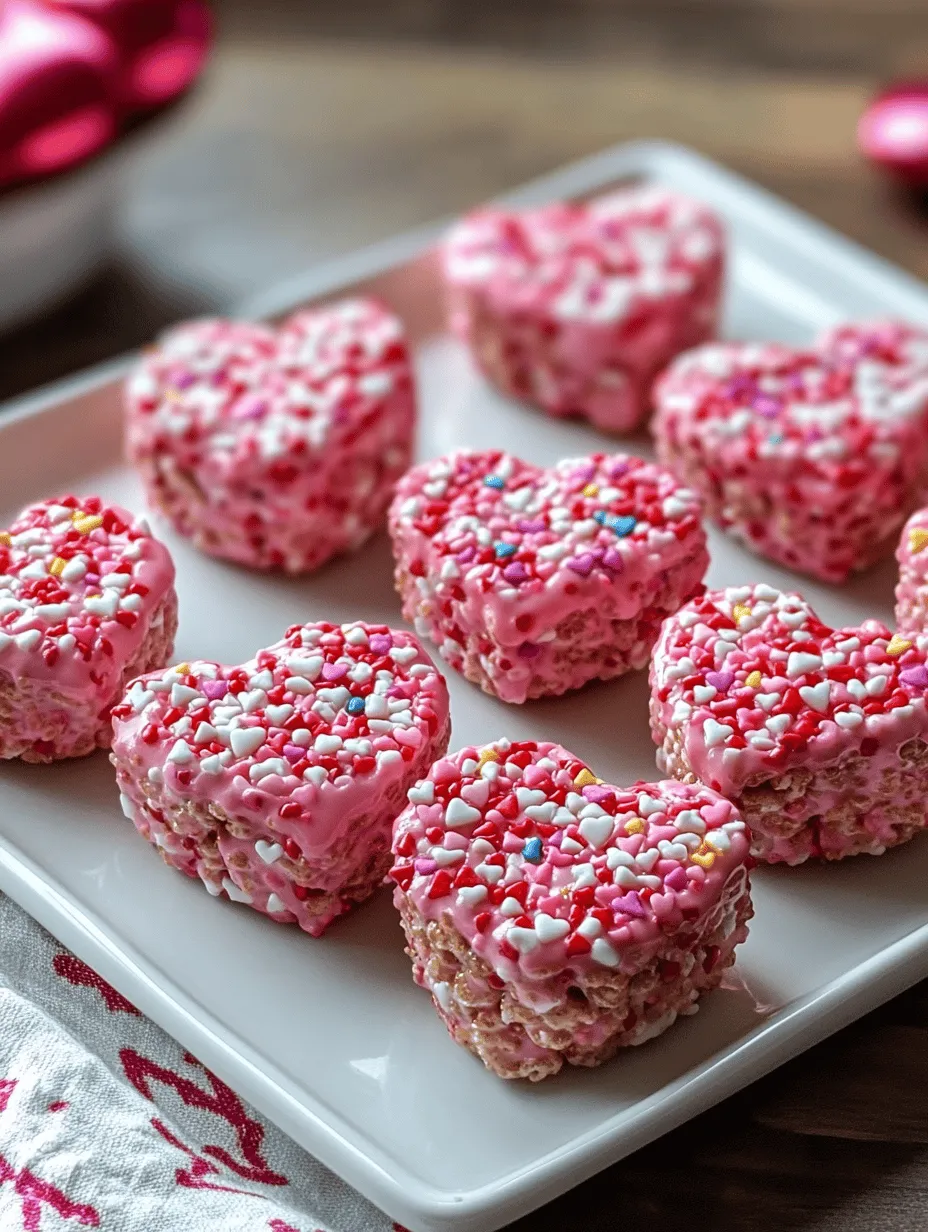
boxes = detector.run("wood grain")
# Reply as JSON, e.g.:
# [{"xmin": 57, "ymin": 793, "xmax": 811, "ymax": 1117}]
[{"xmin": 2, "ymin": 5, "xmax": 928, "ymax": 1227}]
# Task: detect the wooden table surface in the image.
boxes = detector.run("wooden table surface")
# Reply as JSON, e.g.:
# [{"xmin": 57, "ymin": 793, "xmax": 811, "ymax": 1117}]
[{"xmin": 6, "ymin": 2, "xmax": 928, "ymax": 1227}]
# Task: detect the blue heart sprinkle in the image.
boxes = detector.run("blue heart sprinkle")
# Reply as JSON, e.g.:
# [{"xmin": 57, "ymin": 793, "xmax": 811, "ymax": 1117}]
[
  {"xmin": 494, "ymin": 541, "xmax": 517, "ymax": 558},
  {"xmin": 610, "ymin": 515, "xmax": 637, "ymax": 537},
  {"xmin": 483, "ymin": 475, "xmax": 505, "ymax": 489},
  {"xmin": 346, "ymin": 697, "xmax": 365, "ymax": 715},
  {"xmin": 522, "ymin": 837, "xmax": 544, "ymax": 863}
]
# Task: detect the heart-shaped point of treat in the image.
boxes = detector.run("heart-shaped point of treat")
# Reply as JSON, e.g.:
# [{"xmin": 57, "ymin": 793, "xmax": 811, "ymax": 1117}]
[
  {"xmin": 390, "ymin": 739, "xmax": 752, "ymax": 1080},
  {"xmin": 651, "ymin": 582, "xmax": 928, "ymax": 863},
  {"xmin": 111, "ymin": 621, "xmax": 450, "ymax": 935},
  {"xmin": 653, "ymin": 321, "xmax": 928, "ymax": 582},
  {"xmin": 444, "ymin": 186, "xmax": 724, "ymax": 433},
  {"xmin": 125, "ymin": 298, "xmax": 416, "ymax": 573},
  {"xmin": 0, "ymin": 495, "xmax": 176, "ymax": 762},
  {"xmin": 388, "ymin": 448, "xmax": 708, "ymax": 702},
  {"xmin": 895, "ymin": 505, "xmax": 928, "ymax": 636}
]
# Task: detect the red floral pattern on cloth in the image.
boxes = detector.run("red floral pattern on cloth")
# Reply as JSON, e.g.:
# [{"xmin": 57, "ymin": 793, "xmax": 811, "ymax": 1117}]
[{"xmin": 0, "ymin": 890, "xmax": 397, "ymax": 1231}]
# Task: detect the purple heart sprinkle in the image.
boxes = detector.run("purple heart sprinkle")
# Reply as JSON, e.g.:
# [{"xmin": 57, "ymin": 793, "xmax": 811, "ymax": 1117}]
[
  {"xmin": 582, "ymin": 785, "xmax": 614, "ymax": 805},
  {"xmin": 706, "ymin": 671, "xmax": 735, "ymax": 692},
  {"xmin": 608, "ymin": 461, "xmax": 629, "ymax": 481},
  {"xmin": 455, "ymin": 546, "xmax": 476, "ymax": 564},
  {"xmin": 517, "ymin": 641, "xmax": 542, "ymax": 659},
  {"xmin": 503, "ymin": 561, "xmax": 528, "ymax": 584},
  {"xmin": 602, "ymin": 547, "xmax": 624, "ymax": 572},
  {"xmin": 414, "ymin": 858, "xmax": 438, "ymax": 875},
  {"xmin": 517, "ymin": 518, "xmax": 547, "ymax": 534},
  {"xmin": 614, "ymin": 891, "xmax": 647, "ymax": 919},
  {"xmin": 901, "ymin": 665, "xmax": 928, "ymax": 689},
  {"xmin": 283, "ymin": 744, "xmax": 305, "ymax": 762},
  {"xmin": 566, "ymin": 554, "xmax": 595, "ymax": 577},
  {"xmin": 573, "ymin": 463, "xmax": 597, "ymax": 486},
  {"xmin": 322, "ymin": 662, "xmax": 348, "ymax": 681},
  {"xmin": 232, "ymin": 396, "xmax": 268, "ymax": 421},
  {"xmin": 201, "ymin": 679, "xmax": 228, "ymax": 701},
  {"xmin": 369, "ymin": 634, "xmax": 393, "ymax": 653},
  {"xmin": 752, "ymin": 394, "xmax": 782, "ymax": 418},
  {"xmin": 664, "ymin": 866, "xmax": 688, "ymax": 892}
]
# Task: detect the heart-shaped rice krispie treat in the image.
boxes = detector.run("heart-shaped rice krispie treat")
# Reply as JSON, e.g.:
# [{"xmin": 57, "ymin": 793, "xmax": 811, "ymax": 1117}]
[
  {"xmin": 444, "ymin": 185, "xmax": 725, "ymax": 432},
  {"xmin": 388, "ymin": 449, "xmax": 708, "ymax": 702},
  {"xmin": 390, "ymin": 739, "xmax": 752, "ymax": 1080},
  {"xmin": 111, "ymin": 621, "xmax": 450, "ymax": 935},
  {"xmin": 651, "ymin": 583, "xmax": 928, "ymax": 863},
  {"xmin": 653, "ymin": 320, "xmax": 928, "ymax": 582},
  {"xmin": 0, "ymin": 495, "xmax": 177, "ymax": 762},
  {"xmin": 125, "ymin": 298, "xmax": 416, "ymax": 572},
  {"xmin": 895, "ymin": 506, "xmax": 928, "ymax": 636}
]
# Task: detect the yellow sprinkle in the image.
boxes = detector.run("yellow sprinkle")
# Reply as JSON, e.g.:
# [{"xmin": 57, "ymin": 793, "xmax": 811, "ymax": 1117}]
[
  {"xmin": 909, "ymin": 528, "xmax": 928, "ymax": 555},
  {"xmin": 476, "ymin": 747, "xmax": 500, "ymax": 770},
  {"xmin": 0, "ymin": 532, "xmax": 10, "ymax": 547},
  {"xmin": 732, "ymin": 603, "xmax": 752, "ymax": 623},
  {"xmin": 173, "ymin": 663, "xmax": 191, "ymax": 675},
  {"xmin": 49, "ymin": 557, "xmax": 67, "ymax": 577},
  {"xmin": 164, "ymin": 387, "xmax": 184, "ymax": 402},
  {"xmin": 624, "ymin": 818, "xmax": 645, "ymax": 835},
  {"xmin": 72, "ymin": 514, "xmax": 103, "ymax": 535},
  {"xmin": 573, "ymin": 767, "xmax": 602, "ymax": 788},
  {"xmin": 691, "ymin": 842, "xmax": 717, "ymax": 869},
  {"xmin": 581, "ymin": 483, "xmax": 599, "ymax": 498},
  {"xmin": 745, "ymin": 670, "xmax": 762, "ymax": 689},
  {"xmin": 887, "ymin": 635, "xmax": 912, "ymax": 657}
]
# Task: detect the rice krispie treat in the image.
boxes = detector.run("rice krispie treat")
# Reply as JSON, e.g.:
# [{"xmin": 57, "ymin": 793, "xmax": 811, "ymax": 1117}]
[
  {"xmin": 390, "ymin": 739, "xmax": 752, "ymax": 1080},
  {"xmin": 444, "ymin": 186, "xmax": 724, "ymax": 432},
  {"xmin": 125, "ymin": 298, "xmax": 416, "ymax": 572},
  {"xmin": 895, "ymin": 506, "xmax": 928, "ymax": 636},
  {"xmin": 651, "ymin": 583, "xmax": 928, "ymax": 863},
  {"xmin": 111, "ymin": 621, "xmax": 450, "ymax": 935},
  {"xmin": 0, "ymin": 495, "xmax": 176, "ymax": 762},
  {"xmin": 388, "ymin": 448, "xmax": 708, "ymax": 702},
  {"xmin": 653, "ymin": 320, "xmax": 928, "ymax": 583}
]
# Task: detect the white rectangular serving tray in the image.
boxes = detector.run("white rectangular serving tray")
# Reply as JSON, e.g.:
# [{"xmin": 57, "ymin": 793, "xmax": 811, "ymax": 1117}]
[{"xmin": 2, "ymin": 141, "xmax": 928, "ymax": 1232}]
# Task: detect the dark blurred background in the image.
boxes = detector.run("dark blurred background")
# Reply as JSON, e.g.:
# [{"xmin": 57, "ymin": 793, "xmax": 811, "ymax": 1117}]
[{"xmin": 2, "ymin": 0, "xmax": 926, "ymax": 397}]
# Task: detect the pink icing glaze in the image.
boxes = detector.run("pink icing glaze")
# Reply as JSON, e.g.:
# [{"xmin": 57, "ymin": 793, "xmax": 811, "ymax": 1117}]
[
  {"xmin": 651, "ymin": 581, "xmax": 928, "ymax": 808},
  {"xmin": 653, "ymin": 321, "xmax": 928, "ymax": 583},
  {"xmin": 444, "ymin": 186, "xmax": 725, "ymax": 433},
  {"xmin": 388, "ymin": 448, "xmax": 708, "ymax": 703},
  {"xmin": 0, "ymin": 495, "xmax": 176, "ymax": 760},
  {"xmin": 895, "ymin": 506, "xmax": 928, "ymax": 636},
  {"xmin": 111, "ymin": 621, "xmax": 451, "ymax": 935},
  {"xmin": 390, "ymin": 739, "xmax": 751, "ymax": 1007},
  {"xmin": 125, "ymin": 298, "xmax": 416, "ymax": 573}
]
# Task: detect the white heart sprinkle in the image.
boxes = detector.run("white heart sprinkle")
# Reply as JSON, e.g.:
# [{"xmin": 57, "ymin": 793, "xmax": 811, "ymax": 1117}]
[
  {"xmin": 835, "ymin": 710, "xmax": 863, "ymax": 729},
  {"xmin": 255, "ymin": 840, "xmax": 283, "ymax": 864},
  {"xmin": 507, "ymin": 926, "xmax": 539, "ymax": 952},
  {"xmin": 407, "ymin": 780, "xmax": 435, "ymax": 805},
  {"xmin": 222, "ymin": 878, "xmax": 253, "ymax": 904},
  {"xmin": 230, "ymin": 727, "xmax": 265, "ymax": 758},
  {"xmin": 591, "ymin": 938, "xmax": 620, "ymax": 967},
  {"xmin": 578, "ymin": 815, "xmax": 613, "ymax": 849},
  {"xmin": 445, "ymin": 796, "xmax": 481, "ymax": 828},
  {"xmin": 456, "ymin": 885, "xmax": 488, "ymax": 907},
  {"xmin": 534, "ymin": 915, "xmax": 570, "ymax": 943},
  {"xmin": 635, "ymin": 847, "xmax": 660, "ymax": 871},
  {"xmin": 167, "ymin": 740, "xmax": 193, "ymax": 764},
  {"xmin": 702, "ymin": 718, "xmax": 733, "ymax": 747},
  {"xmin": 799, "ymin": 681, "xmax": 831, "ymax": 713},
  {"xmin": 266, "ymin": 893, "xmax": 287, "ymax": 914}
]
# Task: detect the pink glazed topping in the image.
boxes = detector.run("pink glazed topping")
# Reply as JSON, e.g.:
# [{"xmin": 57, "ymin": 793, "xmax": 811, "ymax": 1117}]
[{"xmin": 391, "ymin": 740, "xmax": 750, "ymax": 983}]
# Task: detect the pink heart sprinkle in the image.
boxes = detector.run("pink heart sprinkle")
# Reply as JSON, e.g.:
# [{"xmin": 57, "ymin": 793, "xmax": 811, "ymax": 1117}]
[
  {"xmin": 701, "ymin": 799, "xmax": 732, "ymax": 827},
  {"xmin": 283, "ymin": 744, "xmax": 304, "ymax": 762},
  {"xmin": 664, "ymin": 866, "xmax": 688, "ymax": 891},
  {"xmin": 201, "ymin": 680, "xmax": 227, "ymax": 700},
  {"xmin": 322, "ymin": 662, "xmax": 348, "ymax": 681},
  {"xmin": 503, "ymin": 561, "xmax": 528, "ymax": 584},
  {"xmin": 614, "ymin": 891, "xmax": 647, "ymax": 919},
  {"xmin": 369, "ymin": 634, "xmax": 393, "ymax": 653}
]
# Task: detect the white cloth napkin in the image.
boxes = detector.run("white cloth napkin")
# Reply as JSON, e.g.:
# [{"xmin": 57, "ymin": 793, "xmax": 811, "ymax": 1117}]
[{"xmin": 0, "ymin": 891, "xmax": 400, "ymax": 1232}]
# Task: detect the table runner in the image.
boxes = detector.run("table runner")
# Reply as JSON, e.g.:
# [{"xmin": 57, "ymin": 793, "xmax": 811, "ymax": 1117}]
[{"xmin": 0, "ymin": 891, "xmax": 401, "ymax": 1232}]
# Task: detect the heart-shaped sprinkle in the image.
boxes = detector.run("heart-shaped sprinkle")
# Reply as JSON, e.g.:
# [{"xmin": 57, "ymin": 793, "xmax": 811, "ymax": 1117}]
[
  {"xmin": 444, "ymin": 186, "xmax": 724, "ymax": 432},
  {"xmin": 896, "ymin": 507, "xmax": 928, "ymax": 637},
  {"xmin": 126, "ymin": 299, "xmax": 416, "ymax": 573},
  {"xmin": 0, "ymin": 495, "xmax": 176, "ymax": 762},
  {"xmin": 652, "ymin": 583, "xmax": 928, "ymax": 864},
  {"xmin": 111, "ymin": 620, "xmax": 450, "ymax": 936},
  {"xmin": 390, "ymin": 740, "xmax": 752, "ymax": 1079},
  {"xmin": 389, "ymin": 448, "xmax": 707, "ymax": 703},
  {"xmin": 654, "ymin": 321, "xmax": 928, "ymax": 582}
]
